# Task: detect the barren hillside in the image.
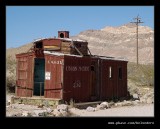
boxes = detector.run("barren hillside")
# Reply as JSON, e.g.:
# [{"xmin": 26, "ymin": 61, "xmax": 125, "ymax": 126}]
[
  {"xmin": 6, "ymin": 42, "xmax": 33, "ymax": 60},
  {"xmin": 72, "ymin": 23, "xmax": 154, "ymax": 64}
]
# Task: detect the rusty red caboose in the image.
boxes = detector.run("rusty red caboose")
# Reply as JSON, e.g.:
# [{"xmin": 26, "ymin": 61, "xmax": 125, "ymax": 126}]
[{"xmin": 16, "ymin": 31, "xmax": 128, "ymax": 102}]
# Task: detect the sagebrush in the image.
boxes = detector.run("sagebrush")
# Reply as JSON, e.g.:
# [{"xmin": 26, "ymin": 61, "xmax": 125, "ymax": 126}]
[
  {"xmin": 6, "ymin": 55, "xmax": 16, "ymax": 93},
  {"xmin": 128, "ymin": 62, "xmax": 154, "ymax": 86}
]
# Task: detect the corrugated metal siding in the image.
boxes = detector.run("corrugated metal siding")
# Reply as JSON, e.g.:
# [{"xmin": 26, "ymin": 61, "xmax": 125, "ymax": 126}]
[
  {"xmin": 99, "ymin": 59, "xmax": 127, "ymax": 100},
  {"xmin": 90, "ymin": 58, "xmax": 99, "ymax": 100},
  {"xmin": 119, "ymin": 62, "xmax": 127, "ymax": 97},
  {"xmin": 99, "ymin": 60, "xmax": 114, "ymax": 100},
  {"xmin": 115, "ymin": 61, "xmax": 127, "ymax": 98},
  {"xmin": 63, "ymin": 56, "xmax": 93, "ymax": 102},
  {"xmin": 44, "ymin": 54, "xmax": 127, "ymax": 102},
  {"xmin": 27, "ymin": 55, "xmax": 34, "ymax": 91},
  {"xmin": 16, "ymin": 87, "xmax": 32, "ymax": 97},
  {"xmin": 44, "ymin": 54, "xmax": 64, "ymax": 99},
  {"xmin": 16, "ymin": 53, "xmax": 34, "ymax": 97}
]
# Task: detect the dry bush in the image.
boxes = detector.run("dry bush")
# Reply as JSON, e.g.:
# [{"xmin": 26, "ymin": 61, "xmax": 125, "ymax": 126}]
[
  {"xmin": 128, "ymin": 62, "xmax": 154, "ymax": 87},
  {"xmin": 6, "ymin": 55, "xmax": 16, "ymax": 93}
]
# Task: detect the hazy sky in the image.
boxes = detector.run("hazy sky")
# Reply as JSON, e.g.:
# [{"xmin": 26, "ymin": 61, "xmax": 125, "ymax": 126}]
[{"xmin": 6, "ymin": 6, "xmax": 154, "ymax": 48}]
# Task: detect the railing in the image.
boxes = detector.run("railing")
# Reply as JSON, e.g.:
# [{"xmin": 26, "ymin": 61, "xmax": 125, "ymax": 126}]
[{"xmin": 34, "ymin": 82, "xmax": 44, "ymax": 97}]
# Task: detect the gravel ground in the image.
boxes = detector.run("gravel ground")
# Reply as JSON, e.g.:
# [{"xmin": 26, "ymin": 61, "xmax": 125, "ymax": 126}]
[
  {"xmin": 6, "ymin": 90, "xmax": 154, "ymax": 117},
  {"xmin": 6, "ymin": 103, "xmax": 154, "ymax": 117},
  {"xmin": 69, "ymin": 104, "xmax": 154, "ymax": 117}
]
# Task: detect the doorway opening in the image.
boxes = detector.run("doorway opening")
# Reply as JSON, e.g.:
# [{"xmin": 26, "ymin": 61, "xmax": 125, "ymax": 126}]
[{"xmin": 33, "ymin": 58, "xmax": 45, "ymax": 96}]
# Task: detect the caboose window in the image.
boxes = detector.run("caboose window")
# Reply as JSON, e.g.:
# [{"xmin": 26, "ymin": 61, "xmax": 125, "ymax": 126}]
[{"xmin": 109, "ymin": 66, "xmax": 112, "ymax": 78}]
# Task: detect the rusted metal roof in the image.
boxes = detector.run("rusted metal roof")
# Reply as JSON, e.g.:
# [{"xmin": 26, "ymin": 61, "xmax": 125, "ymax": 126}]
[
  {"xmin": 44, "ymin": 51, "xmax": 128, "ymax": 61},
  {"xmin": 94, "ymin": 55, "xmax": 128, "ymax": 61},
  {"xmin": 44, "ymin": 51, "xmax": 83, "ymax": 57},
  {"xmin": 57, "ymin": 38, "xmax": 87, "ymax": 42},
  {"xmin": 33, "ymin": 38, "xmax": 87, "ymax": 43}
]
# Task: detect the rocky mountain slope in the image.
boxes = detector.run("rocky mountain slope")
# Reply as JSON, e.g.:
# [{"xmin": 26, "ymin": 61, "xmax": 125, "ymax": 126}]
[
  {"xmin": 7, "ymin": 23, "xmax": 154, "ymax": 64},
  {"xmin": 72, "ymin": 23, "xmax": 154, "ymax": 64},
  {"xmin": 6, "ymin": 42, "xmax": 33, "ymax": 59}
]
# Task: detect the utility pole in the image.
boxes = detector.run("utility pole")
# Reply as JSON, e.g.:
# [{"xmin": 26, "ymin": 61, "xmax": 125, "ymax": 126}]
[{"xmin": 130, "ymin": 15, "xmax": 144, "ymax": 66}]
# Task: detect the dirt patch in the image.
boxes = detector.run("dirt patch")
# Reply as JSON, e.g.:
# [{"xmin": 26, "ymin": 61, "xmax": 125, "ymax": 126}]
[{"xmin": 69, "ymin": 104, "xmax": 154, "ymax": 117}]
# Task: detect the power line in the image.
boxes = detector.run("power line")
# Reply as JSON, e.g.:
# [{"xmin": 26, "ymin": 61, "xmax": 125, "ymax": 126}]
[{"xmin": 130, "ymin": 15, "xmax": 144, "ymax": 66}]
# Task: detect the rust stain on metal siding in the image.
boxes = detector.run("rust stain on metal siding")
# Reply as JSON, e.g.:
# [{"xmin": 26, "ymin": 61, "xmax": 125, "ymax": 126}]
[
  {"xmin": 63, "ymin": 56, "xmax": 93, "ymax": 102},
  {"xmin": 16, "ymin": 53, "xmax": 35, "ymax": 97},
  {"xmin": 99, "ymin": 59, "xmax": 128, "ymax": 100},
  {"xmin": 44, "ymin": 54, "xmax": 64, "ymax": 99},
  {"xmin": 16, "ymin": 88, "xmax": 32, "ymax": 97},
  {"xmin": 45, "ymin": 90, "xmax": 62, "ymax": 99}
]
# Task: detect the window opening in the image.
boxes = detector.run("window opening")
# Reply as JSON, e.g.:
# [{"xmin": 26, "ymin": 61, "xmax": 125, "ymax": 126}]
[{"xmin": 109, "ymin": 66, "xmax": 112, "ymax": 78}]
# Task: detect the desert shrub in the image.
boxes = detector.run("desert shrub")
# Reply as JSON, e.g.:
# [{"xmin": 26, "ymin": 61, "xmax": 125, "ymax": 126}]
[
  {"xmin": 6, "ymin": 55, "xmax": 16, "ymax": 93},
  {"xmin": 128, "ymin": 62, "xmax": 154, "ymax": 87}
]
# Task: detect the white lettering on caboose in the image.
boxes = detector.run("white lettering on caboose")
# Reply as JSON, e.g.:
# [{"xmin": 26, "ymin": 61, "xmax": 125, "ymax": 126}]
[{"xmin": 66, "ymin": 66, "xmax": 89, "ymax": 71}]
